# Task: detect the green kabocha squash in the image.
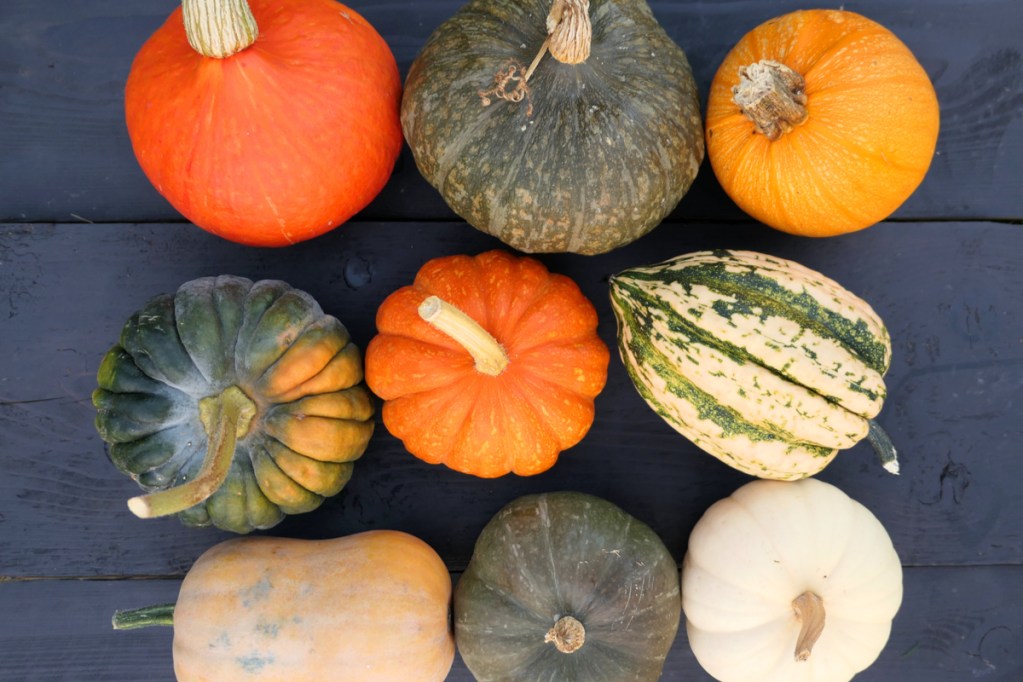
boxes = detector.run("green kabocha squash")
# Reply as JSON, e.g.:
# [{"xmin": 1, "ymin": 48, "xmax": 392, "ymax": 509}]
[
  {"xmin": 454, "ymin": 491, "xmax": 681, "ymax": 681},
  {"xmin": 401, "ymin": 0, "xmax": 704, "ymax": 255},
  {"xmin": 93, "ymin": 275, "xmax": 374, "ymax": 533},
  {"xmin": 609, "ymin": 250, "xmax": 898, "ymax": 480}
]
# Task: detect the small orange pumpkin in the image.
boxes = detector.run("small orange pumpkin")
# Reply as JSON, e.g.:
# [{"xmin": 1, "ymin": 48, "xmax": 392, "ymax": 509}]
[
  {"xmin": 125, "ymin": 0, "xmax": 402, "ymax": 246},
  {"xmin": 705, "ymin": 9, "xmax": 940, "ymax": 237},
  {"xmin": 364, "ymin": 250, "xmax": 610, "ymax": 478}
]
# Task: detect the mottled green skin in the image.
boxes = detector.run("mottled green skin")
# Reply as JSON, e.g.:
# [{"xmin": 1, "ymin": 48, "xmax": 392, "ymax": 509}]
[
  {"xmin": 92, "ymin": 276, "xmax": 373, "ymax": 534},
  {"xmin": 401, "ymin": 0, "xmax": 704, "ymax": 255},
  {"xmin": 454, "ymin": 492, "xmax": 681, "ymax": 681}
]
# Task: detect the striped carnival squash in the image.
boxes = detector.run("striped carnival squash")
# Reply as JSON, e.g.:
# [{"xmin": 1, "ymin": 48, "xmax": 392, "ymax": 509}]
[{"xmin": 608, "ymin": 250, "xmax": 897, "ymax": 480}]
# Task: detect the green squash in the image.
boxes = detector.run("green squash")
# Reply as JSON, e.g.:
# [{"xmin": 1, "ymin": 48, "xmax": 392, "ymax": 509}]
[
  {"xmin": 93, "ymin": 275, "xmax": 374, "ymax": 533},
  {"xmin": 608, "ymin": 249, "xmax": 898, "ymax": 480},
  {"xmin": 454, "ymin": 491, "xmax": 681, "ymax": 681},
  {"xmin": 401, "ymin": 0, "xmax": 704, "ymax": 255}
]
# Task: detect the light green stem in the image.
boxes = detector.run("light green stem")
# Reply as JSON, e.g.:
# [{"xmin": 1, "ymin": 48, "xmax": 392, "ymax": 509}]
[
  {"xmin": 112, "ymin": 604, "xmax": 175, "ymax": 630},
  {"xmin": 182, "ymin": 0, "xmax": 258, "ymax": 59},
  {"xmin": 418, "ymin": 296, "xmax": 509, "ymax": 376},
  {"xmin": 867, "ymin": 419, "xmax": 899, "ymax": 475},
  {"xmin": 127, "ymin": 385, "xmax": 256, "ymax": 519}
]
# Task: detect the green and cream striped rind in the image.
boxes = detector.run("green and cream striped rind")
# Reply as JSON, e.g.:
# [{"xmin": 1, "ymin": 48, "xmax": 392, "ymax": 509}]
[{"xmin": 608, "ymin": 250, "xmax": 892, "ymax": 480}]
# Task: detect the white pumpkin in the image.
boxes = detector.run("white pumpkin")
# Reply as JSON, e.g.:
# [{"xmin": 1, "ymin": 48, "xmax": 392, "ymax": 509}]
[{"xmin": 681, "ymin": 478, "xmax": 902, "ymax": 682}]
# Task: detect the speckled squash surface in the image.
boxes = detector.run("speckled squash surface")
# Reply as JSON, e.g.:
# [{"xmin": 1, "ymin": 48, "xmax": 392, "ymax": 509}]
[
  {"xmin": 401, "ymin": 0, "xmax": 704, "ymax": 255},
  {"xmin": 454, "ymin": 491, "xmax": 681, "ymax": 681},
  {"xmin": 116, "ymin": 532, "xmax": 455, "ymax": 682},
  {"xmin": 93, "ymin": 275, "xmax": 374, "ymax": 533}
]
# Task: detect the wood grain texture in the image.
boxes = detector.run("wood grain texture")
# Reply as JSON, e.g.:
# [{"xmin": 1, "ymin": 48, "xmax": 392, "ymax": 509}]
[
  {"xmin": 2, "ymin": 220, "xmax": 1020, "ymax": 577},
  {"xmin": 1, "ymin": 0, "xmax": 1021, "ymax": 224},
  {"xmin": 1, "ymin": 567, "xmax": 1020, "ymax": 681},
  {"xmin": 2, "ymin": 1, "xmax": 1021, "ymax": 680}
]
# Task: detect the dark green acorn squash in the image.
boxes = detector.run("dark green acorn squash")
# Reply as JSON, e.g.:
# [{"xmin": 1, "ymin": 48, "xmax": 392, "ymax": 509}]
[
  {"xmin": 454, "ymin": 491, "xmax": 681, "ymax": 681},
  {"xmin": 401, "ymin": 0, "xmax": 704, "ymax": 255},
  {"xmin": 92, "ymin": 275, "xmax": 374, "ymax": 533}
]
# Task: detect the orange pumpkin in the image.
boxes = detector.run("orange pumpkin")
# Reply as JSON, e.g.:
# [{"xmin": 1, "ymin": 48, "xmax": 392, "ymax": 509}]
[
  {"xmin": 125, "ymin": 0, "xmax": 402, "ymax": 246},
  {"xmin": 705, "ymin": 9, "xmax": 940, "ymax": 237},
  {"xmin": 364, "ymin": 250, "xmax": 610, "ymax": 478}
]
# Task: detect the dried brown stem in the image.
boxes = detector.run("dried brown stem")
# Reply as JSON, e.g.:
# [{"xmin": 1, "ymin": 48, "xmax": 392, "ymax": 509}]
[{"xmin": 733, "ymin": 60, "xmax": 809, "ymax": 140}]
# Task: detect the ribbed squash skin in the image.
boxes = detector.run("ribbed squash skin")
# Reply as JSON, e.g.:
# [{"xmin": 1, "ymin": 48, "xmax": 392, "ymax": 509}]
[
  {"xmin": 454, "ymin": 492, "xmax": 681, "ymax": 681},
  {"xmin": 609, "ymin": 250, "xmax": 891, "ymax": 480},
  {"xmin": 364, "ymin": 250, "xmax": 609, "ymax": 478},
  {"xmin": 93, "ymin": 276, "xmax": 374, "ymax": 532},
  {"xmin": 400, "ymin": 0, "xmax": 704, "ymax": 255},
  {"xmin": 682, "ymin": 479, "xmax": 903, "ymax": 682}
]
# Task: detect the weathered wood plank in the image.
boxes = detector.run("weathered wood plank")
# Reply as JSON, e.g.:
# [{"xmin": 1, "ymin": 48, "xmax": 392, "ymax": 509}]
[
  {"xmin": 1, "ymin": 220, "xmax": 1020, "ymax": 576},
  {"xmin": 2, "ymin": 2, "xmax": 1020, "ymax": 681},
  {"xmin": 1, "ymin": 566, "xmax": 1020, "ymax": 680},
  {"xmin": 1, "ymin": 0, "xmax": 1020, "ymax": 224}
]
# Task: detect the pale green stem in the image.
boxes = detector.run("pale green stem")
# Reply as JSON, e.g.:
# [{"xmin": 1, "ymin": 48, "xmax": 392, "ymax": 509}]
[
  {"xmin": 867, "ymin": 419, "xmax": 899, "ymax": 475},
  {"xmin": 112, "ymin": 604, "xmax": 175, "ymax": 630},
  {"xmin": 418, "ymin": 296, "xmax": 509, "ymax": 376},
  {"xmin": 127, "ymin": 385, "xmax": 256, "ymax": 519},
  {"xmin": 182, "ymin": 0, "xmax": 258, "ymax": 59}
]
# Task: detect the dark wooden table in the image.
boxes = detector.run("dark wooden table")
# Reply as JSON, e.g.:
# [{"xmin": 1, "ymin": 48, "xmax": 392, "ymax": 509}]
[{"xmin": 2, "ymin": 1, "xmax": 1022, "ymax": 680}]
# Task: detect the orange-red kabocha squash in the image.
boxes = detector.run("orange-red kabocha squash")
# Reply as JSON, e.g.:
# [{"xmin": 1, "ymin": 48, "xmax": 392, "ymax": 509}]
[
  {"xmin": 705, "ymin": 9, "xmax": 940, "ymax": 237},
  {"xmin": 125, "ymin": 0, "xmax": 402, "ymax": 246},
  {"xmin": 365, "ymin": 250, "xmax": 610, "ymax": 477}
]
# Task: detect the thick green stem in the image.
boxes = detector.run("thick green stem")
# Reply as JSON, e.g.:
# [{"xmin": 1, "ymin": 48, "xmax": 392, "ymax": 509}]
[
  {"xmin": 112, "ymin": 604, "xmax": 175, "ymax": 630},
  {"xmin": 182, "ymin": 0, "xmax": 258, "ymax": 59},
  {"xmin": 127, "ymin": 385, "xmax": 257, "ymax": 519},
  {"xmin": 867, "ymin": 419, "xmax": 899, "ymax": 475}
]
